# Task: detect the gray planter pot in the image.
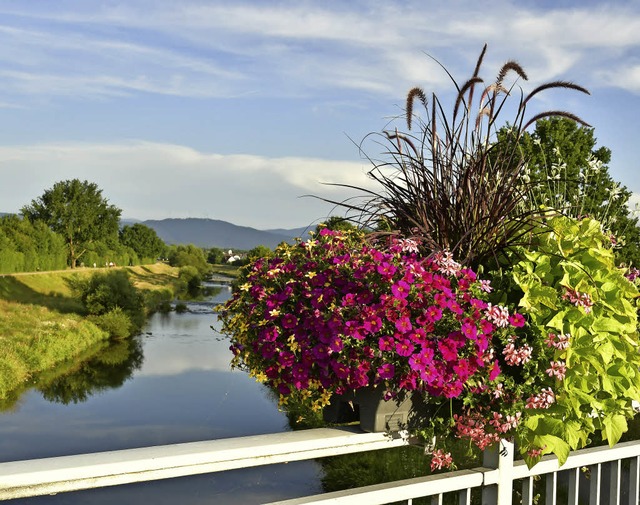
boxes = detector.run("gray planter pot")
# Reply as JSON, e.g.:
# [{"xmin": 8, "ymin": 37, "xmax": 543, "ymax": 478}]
[{"xmin": 323, "ymin": 386, "xmax": 428, "ymax": 432}]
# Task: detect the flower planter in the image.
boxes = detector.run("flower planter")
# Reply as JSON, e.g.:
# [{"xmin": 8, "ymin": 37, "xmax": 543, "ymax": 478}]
[{"xmin": 323, "ymin": 387, "xmax": 428, "ymax": 433}]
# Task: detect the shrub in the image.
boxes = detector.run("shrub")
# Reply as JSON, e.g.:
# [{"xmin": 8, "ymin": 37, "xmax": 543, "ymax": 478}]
[
  {"xmin": 76, "ymin": 270, "xmax": 145, "ymax": 335},
  {"xmin": 177, "ymin": 265, "xmax": 202, "ymax": 297},
  {"xmin": 90, "ymin": 307, "xmax": 132, "ymax": 340}
]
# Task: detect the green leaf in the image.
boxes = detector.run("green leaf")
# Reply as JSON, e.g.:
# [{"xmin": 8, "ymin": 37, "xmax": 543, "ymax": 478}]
[
  {"xmin": 536, "ymin": 434, "xmax": 571, "ymax": 465},
  {"xmin": 546, "ymin": 309, "xmax": 569, "ymax": 331},
  {"xmin": 602, "ymin": 414, "xmax": 627, "ymax": 446}
]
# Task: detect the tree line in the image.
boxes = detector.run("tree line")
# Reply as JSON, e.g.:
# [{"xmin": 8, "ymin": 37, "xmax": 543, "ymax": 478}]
[{"xmin": 2, "ymin": 179, "xmax": 180, "ymax": 273}]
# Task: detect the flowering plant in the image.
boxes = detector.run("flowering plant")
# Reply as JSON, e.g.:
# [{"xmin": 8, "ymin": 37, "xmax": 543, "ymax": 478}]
[
  {"xmin": 217, "ymin": 222, "xmax": 640, "ymax": 469},
  {"xmin": 220, "ymin": 228, "xmax": 523, "ymax": 408},
  {"xmin": 219, "ymin": 45, "xmax": 640, "ymax": 471}
]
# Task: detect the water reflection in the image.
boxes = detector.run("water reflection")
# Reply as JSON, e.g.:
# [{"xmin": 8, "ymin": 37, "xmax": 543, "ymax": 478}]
[{"xmin": 39, "ymin": 338, "xmax": 144, "ymax": 404}]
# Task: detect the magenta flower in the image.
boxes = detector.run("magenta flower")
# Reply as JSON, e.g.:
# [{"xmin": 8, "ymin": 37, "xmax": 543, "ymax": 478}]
[
  {"xmin": 281, "ymin": 313, "xmax": 298, "ymax": 329},
  {"xmin": 508, "ymin": 313, "xmax": 526, "ymax": 328},
  {"xmin": 391, "ymin": 280, "xmax": 411, "ymax": 299},
  {"xmin": 378, "ymin": 335, "xmax": 394, "ymax": 351},
  {"xmin": 377, "ymin": 262, "xmax": 398, "ymax": 277},
  {"xmin": 377, "ymin": 363, "xmax": 395, "ymax": 380},
  {"xmin": 395, "ymin": 316, "xmax": 413, "ymax": 334},
  {"xmin": 395, "ymin": 338, "xmax": 415, "ymax": 357}
]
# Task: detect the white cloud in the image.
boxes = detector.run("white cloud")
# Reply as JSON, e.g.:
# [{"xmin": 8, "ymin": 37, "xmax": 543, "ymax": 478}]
[
  {"xmin": 1, "ymin": 1, "xmax": 640, "ymax": 102},
  {"xmin": 0, "ymin": 141, "xmax": 374, "ymax": 228}
]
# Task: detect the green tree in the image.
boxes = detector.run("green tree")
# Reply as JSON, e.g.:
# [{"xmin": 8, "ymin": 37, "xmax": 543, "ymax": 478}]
[
  {"xmin": 167, "ymin": 244, "xmax": 210, "ymax": 276},
  {"xmin": 119, "ymin": 223, "xmax": 166, "ymax": 263},
  {"xmin": 247, "ymin": 245, "xmax": 272, "ymax": 261},
  {"xmin": 0, "ymin": 214, "xmax": 67, "ymax": 273},
  {"xmin": 21, "ymin": 180, "xmax": 122, "ymax": 268},
  {"xmin": 207, "ymin": 247, "xmax": 225, "ymax": 265},
  {"xmin": 315, "ymin": 216, "xmax": 357, "ymax": 233},
  {"xmin": 505, "ymin": 118, "xmax": 640, "ymax": 265}
]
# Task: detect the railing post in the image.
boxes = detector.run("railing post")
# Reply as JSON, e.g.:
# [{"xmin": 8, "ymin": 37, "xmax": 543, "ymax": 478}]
[{"xmin": 482, "ymin": 440, "xmax": 514, "ymax": 505}]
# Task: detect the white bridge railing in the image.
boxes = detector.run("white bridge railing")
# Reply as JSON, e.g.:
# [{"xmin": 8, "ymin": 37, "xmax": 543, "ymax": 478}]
[{"xmin": 1, "ymin": 427, "xmax": 639, "ymax": 504}]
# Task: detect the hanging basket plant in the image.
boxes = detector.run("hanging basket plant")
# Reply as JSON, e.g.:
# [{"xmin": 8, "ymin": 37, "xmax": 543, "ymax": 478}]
[{"xmin": 218, "ymin": 45, "xmax": 640, "ymax": 470}]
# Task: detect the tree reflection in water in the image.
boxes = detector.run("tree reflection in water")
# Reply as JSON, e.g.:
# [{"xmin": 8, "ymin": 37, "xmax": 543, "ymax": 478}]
[{"xmin": 39, "ymin": 338, "xmax": 144, "ymax": 404}]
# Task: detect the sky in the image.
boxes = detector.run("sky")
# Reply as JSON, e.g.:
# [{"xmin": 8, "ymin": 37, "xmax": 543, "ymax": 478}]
[{"xmin": 1, "ymin": 0, "xmax": 640, "ymax": 230}]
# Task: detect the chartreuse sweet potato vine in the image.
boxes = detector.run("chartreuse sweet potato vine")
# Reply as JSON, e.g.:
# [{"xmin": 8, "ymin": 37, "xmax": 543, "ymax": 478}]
[{"xmin": 511, "ymin": 215, "xmax": 640, "ymax": 467}]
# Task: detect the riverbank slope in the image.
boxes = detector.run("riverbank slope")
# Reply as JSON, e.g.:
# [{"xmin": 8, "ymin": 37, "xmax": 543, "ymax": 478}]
[{"xmin": 0, "ymin": 263, "xmax": 181, "ymax": 400}]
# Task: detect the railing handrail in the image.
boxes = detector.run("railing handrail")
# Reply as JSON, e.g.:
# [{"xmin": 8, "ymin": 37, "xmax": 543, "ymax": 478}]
[
  {"xmin": 2, "ymin": 428, "xmax": 640, "ymax": 504},
  {"xmin": 0, "ymin": 427, "xmax": 411, "ymax": 501}
]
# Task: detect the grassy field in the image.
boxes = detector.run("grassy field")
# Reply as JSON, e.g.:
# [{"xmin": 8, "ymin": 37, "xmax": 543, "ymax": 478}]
[{"xmin": 0, "ymin": 263, "xmax": 182, "ymax": 401}]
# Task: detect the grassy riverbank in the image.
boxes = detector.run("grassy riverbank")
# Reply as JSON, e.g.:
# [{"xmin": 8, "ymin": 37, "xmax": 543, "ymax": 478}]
[{"xmin": 0, "ymin": 263, "xmax": 182, "ymax": 401}]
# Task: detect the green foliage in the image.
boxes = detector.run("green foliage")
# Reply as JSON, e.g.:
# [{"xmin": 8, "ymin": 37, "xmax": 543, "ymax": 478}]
[
  {"xmin": 143, "ymin": 287, "xmax": 173, "ymax": 314},
  {"xmin": 82, "ymin": 240, "xmax": 139, "ymax": 269},
  {"xmin": 509, "ymin": 215, "xmax": 640, "ymax": 466},
  {"xmin": 502, "ymin": 117, "xmax": 640, "ymax": 266},
  {"xmin": 167, "ymin": 244, "xmax": 210, "ymax": 276},
  {"xmin": 36, "ymin": 338, "xmax": 143, "ymax": 405},
  {"xmin": 89, "ymin": 307, "xmax": 132, "ymax": 340},
  {"xmin": 207, "ymin": 247, "xmax": 225, "ymax": 264},
  {"xmin": 315, "ymin": 216, "xmax": 357, "ymax": 233},
  {"xmin": 246, "ymin": 245, "xmax": 272, "ymax": 261},
  {"xmin": 177, "ymin": 265, "xmax": 202, "ymax": 297},
  {"xmin": 0, "ymin": 300, "xmax": 109, "ymax": 400},
  {"xmin": 119, "ymin": 223, "xmax": 166, "ymax": 263},
  {"xmin": 75, "ymin": 270, "xmax": 145, "ymax": 336},
  {"xmin": 21, "ymin": 179, "xmax": 122, "ymax": 268},
  {"xmin": 0, "ymin": 215, "xmax": 67, "ymax": 273}
]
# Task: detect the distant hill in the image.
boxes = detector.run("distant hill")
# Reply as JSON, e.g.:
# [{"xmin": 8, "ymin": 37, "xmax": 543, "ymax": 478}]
[
  {"xmin": 264, "ymin": 226, "xmax": 313, "ymax": 240},
  {"xmin": 1, "ymin": 213, "xmax": 309, "ymax": 250},
  {"xmin": 142, "ymin": 218, "xmax": 304, "ymax": 250}
]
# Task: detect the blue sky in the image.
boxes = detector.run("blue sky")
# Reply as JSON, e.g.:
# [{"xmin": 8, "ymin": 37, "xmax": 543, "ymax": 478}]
[{"xmin": 1, "ymin": 0, "xmax": 639, "ymax": 229}]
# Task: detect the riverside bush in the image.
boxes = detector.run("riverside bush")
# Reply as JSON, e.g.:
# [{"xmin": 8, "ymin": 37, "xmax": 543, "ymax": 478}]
[
  {"xmin": 90, "ymin": 307, "xmax": 132, "ymax": 340},
  {"xmin": 75, "ymin": 270, "xmax": 145, "ymax": 336}
]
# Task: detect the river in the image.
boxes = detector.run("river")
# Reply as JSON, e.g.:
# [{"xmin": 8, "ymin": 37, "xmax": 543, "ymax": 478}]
[{"xmin": 0, "ymin": 284, "xmax": 324, "ymax": 504}]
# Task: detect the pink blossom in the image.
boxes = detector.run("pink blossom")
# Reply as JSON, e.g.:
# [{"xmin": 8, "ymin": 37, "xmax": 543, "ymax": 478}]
[
  {"xmin": 395, "ymin": 316, "xmax": 413, "ymax": 334},
  {"xmin": 502, "ymin": 339, "xmax": 532, "ymax": 366},
  {"xmin": 508, "ymin": 313, "xmax": 526, "ymax": 328},
  {"xmin": 395, "ymin": 339, "xmax": 415, "ymax": 357},
  {"xmin": 378, "ymin": 335, "xmax": 394, "ymax": 351},
  {"xmin": 545, "ymin": 332, "xmax": 570, "ymax": 350},
  {"xmin": 546, "ymin": 361, "xmax": 567, "ymax": 380},
  {"xmin": 527, "ymin": 446, "xmax": 546, "ymax": 459},
  {"xmin": 377, "ymin": 363, "xmax": 395, "ymax": 380},
  {"xmin": 391, "ymin": 280, "xmax": 411, "ymax": 299},
  {"xmin": 397, "ymin": 238, "xmax": 420, "ymax": 253},
  {"xmin": 485, "ymin": 303, "xmax": 510, "ymax": 327},
  {"xmin": 478, "ymin": 279, "xmax": 493, "ymax": 292},
  {"xmin": 562, "ymin": 288, "xmax": 594, "ymax": 313},
  {"xmin": 526, "ymin": 387, "xmax": 555, "ymax": 409},
  {"xmin": 430, "ymin": 449, "xmax": 454, "ymax": 471},
  {"xmin": 432, "ymin": 250, "xmax": 462, "ymax": 276}
]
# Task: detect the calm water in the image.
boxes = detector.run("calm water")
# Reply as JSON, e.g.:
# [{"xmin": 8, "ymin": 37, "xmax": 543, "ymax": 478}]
[{"xmin": 0, "ymin": 284, "xmax": 323, "ymax": 504}]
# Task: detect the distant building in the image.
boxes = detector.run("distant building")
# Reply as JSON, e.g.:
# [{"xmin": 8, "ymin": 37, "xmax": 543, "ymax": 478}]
[{"xmin": 225, "ymin": 250, "xmax": 242, "ymax": 263}]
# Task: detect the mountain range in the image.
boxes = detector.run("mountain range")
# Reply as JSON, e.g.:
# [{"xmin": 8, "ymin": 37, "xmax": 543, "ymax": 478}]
[
  {"xmin": 2, "ymin": 212, "xmax": 313, "ymax": 250},
  {"xmin": 137, "ymin": 218, "xmax": 312, "ymax": 250}
]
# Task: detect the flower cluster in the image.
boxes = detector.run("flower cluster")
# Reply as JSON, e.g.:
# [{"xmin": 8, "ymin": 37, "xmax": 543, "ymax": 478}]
[
  {"xmin": 219, "ymin": 229, "xmax": 526, "ymax": 416},
  {"xmin": 219, "ymin": 229, "xmax": 570, "ymax": 469},
  {"xmin": 219, "ymin": 219, "xmax": 640, "ymax": 471}
]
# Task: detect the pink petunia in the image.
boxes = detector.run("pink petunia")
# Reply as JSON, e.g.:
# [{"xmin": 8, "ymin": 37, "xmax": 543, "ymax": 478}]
[
  {"xmin": 395, "ymin": 338, "xmax": 415, "ymax": 357},
  {"xmin": 392, "ymin": 280, "xmax": 411, "ymax": 299},
  {"xmin": 377, "ymin": 363, "xmax": 395, "ymax": 380},
  {"xmin": 395, "ymin": 316, "xmax": 413, "ymax": 334}
]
